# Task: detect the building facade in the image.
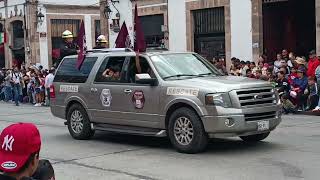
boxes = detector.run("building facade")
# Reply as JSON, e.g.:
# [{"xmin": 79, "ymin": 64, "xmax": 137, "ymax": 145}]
[
  {"xmin": 132, "ymin": 0, "xmax": 320, "ymax": 70},
  {"xmin": 0, "ymin": 0, "xmax": 101, "ymax": 69},
  {"xmin": 1, "ymin": 0, "xmax": 320, "ymax": 70}
]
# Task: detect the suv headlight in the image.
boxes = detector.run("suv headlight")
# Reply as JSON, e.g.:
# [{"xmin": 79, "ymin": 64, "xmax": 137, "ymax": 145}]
[{"xmin": 205, "ymin": 93, "xmax": 232, "ymax": 108}]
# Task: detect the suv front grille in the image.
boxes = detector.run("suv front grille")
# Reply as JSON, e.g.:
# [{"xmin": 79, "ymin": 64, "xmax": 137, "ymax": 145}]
[
  {"xmin": 236, "ymin": 88, "xmax": 276, "ymax": 108},
  {"xmin": 244, "ymin": 111, "xmax": 277, "ymax": 121}
]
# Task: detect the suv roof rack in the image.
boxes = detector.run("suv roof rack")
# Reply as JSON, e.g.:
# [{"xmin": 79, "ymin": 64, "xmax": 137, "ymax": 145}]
[{"xmin": 86, "ymin": 48, "xmax": 134, "ymax": 53}]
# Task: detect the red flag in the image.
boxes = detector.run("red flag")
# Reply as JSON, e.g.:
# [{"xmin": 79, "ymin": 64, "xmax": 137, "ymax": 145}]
[
  {"xmin": 115, "ymin": 22, "xmax": 131, "ymax": 48},
  {"xmin": 76, "ymin": 20, "xmax": 86, "ymax": 70},
  {"xmin": 134, "ymin": 4, "xmax": 146, "ymax": 52}
]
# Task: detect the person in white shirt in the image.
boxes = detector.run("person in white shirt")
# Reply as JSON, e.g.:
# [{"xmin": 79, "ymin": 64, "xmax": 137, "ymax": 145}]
[
  {"xmin": 11, "ymin": 67, "xmax": 23, "ymax": 106},
  {"xmin": 45, "ymin": 69, "xmax": 55, "ymax": 106},
  {"xmin": 274, "ymin": 53, "xmax": 283, "ymax": 74},
  {"xmin": 288, "ymin": 52, "xmax": 295, "ymax": 68}
]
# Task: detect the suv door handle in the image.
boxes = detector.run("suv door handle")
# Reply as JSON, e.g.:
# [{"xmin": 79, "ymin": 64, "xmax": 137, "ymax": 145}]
[
  {"xmin": 124, "ymin": 89, "xmax": 132, "ymax": 94},
  {"xmin": 90, "ymin": 88, "xmax": 98, "ymax": 93}
]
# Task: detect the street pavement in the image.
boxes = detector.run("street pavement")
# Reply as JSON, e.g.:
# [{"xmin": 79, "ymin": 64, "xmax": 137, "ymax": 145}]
[{"xmin": 0, "ymin": 101, "xmax": 319, "ymax": 180}]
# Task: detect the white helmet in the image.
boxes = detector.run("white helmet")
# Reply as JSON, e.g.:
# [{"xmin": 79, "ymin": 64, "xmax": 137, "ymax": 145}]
[
  {"xmin": 96, "ymin": 35, "xmax": 108, "ymax": 43},
  {"xmin": 62, "ymin": 30, "xmax": 73, "ymax": 39}
]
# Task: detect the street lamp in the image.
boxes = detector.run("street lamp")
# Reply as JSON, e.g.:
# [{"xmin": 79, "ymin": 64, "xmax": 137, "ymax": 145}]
[
  {"xmin": 104, "ymin": 0, "xmax": 120, "ymax": 19},
  {"xmin": 36, "ymin": 9, "xmax": 45, "ymax": 25},
  {"xmin": 104, "ymin": 5, "xmax": 112, "ymax": 19}
]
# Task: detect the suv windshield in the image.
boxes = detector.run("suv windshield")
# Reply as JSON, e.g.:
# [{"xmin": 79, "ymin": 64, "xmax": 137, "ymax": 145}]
[{"xmin": 150, "ymin": 53, "xmax": 221, "ymax": 80}]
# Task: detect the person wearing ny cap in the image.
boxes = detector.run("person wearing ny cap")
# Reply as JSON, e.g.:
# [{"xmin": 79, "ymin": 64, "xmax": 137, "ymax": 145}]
[{"xmin": 0, "ymin": 123, "xmax": 41, "ymax": 180}]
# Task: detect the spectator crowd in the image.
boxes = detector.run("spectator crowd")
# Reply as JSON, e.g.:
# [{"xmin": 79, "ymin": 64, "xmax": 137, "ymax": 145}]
[
  {"xmin": 0, "ymin": 64, "xmax": 55, "ymax": 107},
  {"xmin": 212, "ymin": 49, "xmax": 320, "ymax": 113}
]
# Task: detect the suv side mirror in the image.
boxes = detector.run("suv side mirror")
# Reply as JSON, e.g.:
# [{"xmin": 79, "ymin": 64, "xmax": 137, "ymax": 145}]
[{"xmin": 135, "ymin": 74, "xmax": 157, "ymax": 86}]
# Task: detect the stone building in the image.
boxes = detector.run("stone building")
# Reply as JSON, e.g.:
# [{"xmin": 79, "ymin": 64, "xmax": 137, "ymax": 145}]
[
  {"xmin": 0, "ymin": 0, "xmax": 100, "ymax": 69},
  {"xmin": 132, "ymin": 0, "xmax": 320, "ymax": 69}
]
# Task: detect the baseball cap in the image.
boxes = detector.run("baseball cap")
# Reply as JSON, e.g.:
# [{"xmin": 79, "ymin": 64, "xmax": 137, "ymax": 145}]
[
  {"xmin": 0, "ymin": 123, "xmax": 41, "ymax": 173},
  {"xmin": 297, "ymin": 67, "xmax": 306, "ymax": 73}
]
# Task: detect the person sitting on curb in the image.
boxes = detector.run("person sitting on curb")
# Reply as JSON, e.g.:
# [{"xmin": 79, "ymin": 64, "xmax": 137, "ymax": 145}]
[
  {"xmin": 313, "ymin": 65, "xmax": 320, "ymax": 111},
  {"xmin": 0, "ymin": 123, "xmax": 41, "ymax": 180}
]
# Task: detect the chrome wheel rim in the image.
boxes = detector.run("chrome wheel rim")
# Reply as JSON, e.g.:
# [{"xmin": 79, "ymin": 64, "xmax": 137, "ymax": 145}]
[
  {"xmin": 174, "ymin": 117, "xmax": 194, "ymax": 146},
  {"xmin": 70, "ymin": 110, "xmax": 83, "ymax": 134}
]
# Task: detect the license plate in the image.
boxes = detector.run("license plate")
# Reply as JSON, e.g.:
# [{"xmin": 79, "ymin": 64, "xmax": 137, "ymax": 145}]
[{"xmin": 257, "ymin": 121, "xmax": 269, "ymax": 131}]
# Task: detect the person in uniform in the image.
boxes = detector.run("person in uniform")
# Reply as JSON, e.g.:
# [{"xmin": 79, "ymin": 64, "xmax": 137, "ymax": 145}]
[
  {"xmin": 93, "ymin": 35, "xmax": 108, "ymax": 49},
  {"xmin": 55, "ymin": 30, "xmax": 78, "ymax": 67}
]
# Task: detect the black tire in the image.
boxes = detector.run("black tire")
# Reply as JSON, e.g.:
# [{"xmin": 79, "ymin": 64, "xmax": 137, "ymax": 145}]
[
  {"xmin": 67, "ymin": 103, "xmax": 95, "ymax": 140},
  {"xmin": 240, "ymin": 132, "xmax": 270, "ymax": 142},
  {"xmin": 168, "ymin": 107, "xmax": 208, "ymax": 154}
]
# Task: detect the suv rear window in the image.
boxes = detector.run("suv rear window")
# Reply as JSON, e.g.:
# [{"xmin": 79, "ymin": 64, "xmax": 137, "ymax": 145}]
[{"xmin": 54, "ymin": 57, "xmax": 97, "ymax": 83}]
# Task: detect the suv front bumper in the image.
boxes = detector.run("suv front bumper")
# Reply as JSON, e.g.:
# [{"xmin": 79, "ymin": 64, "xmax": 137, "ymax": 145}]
[{"xmin": 201, "ymin": 105, "xmax": 282, "ymax": 138}]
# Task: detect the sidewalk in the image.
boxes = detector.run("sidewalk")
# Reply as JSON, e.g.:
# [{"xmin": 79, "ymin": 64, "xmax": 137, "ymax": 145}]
[
  {"xmin": 298, "ymin": 110, "xmax": 320, "ymax": 116},
  {"xmin": 0, "ymin": 100, "xmax": 50, "ymax": 107}
]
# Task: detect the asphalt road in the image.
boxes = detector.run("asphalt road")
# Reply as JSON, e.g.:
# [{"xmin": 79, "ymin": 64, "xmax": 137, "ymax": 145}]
[{"xmin": 0, "ymin": 102, "xmax": 319, "ymax": 180}]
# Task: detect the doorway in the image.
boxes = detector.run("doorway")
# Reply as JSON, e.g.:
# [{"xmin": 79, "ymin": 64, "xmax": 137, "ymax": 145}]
[
  {"xmin": 11, "ymin": 20, "xmax": 25, "ymax": 67},
  {"xmin": 263, "ymin": 0, "xmax": 316, "ymax": 61}
]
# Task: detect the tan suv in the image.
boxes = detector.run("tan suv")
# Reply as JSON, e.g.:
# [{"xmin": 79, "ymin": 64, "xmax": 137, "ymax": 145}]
[{"xmin": 50, "ymin": 48, "xmax": 282, "ymax": 154}]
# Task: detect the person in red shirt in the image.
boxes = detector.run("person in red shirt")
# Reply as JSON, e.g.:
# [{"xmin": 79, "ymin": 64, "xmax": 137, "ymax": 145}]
[
  {"xmin": 307, "ymin": 50, "xmax": 320, "ymax": 77},
  {"xmin": 288, "ymin": 66, "xmax": 298, "ymax": 85}
]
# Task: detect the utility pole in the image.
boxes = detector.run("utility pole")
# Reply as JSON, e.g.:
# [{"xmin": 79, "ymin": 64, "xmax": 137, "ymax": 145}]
[{"xmin": 99, "ymin": 0, "xmax": 110, "ymax": 48}]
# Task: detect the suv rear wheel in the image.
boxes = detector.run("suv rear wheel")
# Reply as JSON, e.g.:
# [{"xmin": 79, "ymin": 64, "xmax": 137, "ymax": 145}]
[
  {"xmin": 67, "ymin": 103, "xmax": 95, "ymax": 140},
  {"xmin": 168, "ymin": 107, "xmax": 208, "ymax": 154},
  {"xmin": 240, "ymin": 132, "xmax": 270, "ymax": 142}
]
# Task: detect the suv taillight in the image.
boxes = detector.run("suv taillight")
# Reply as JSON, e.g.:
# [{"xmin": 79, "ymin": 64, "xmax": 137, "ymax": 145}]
[{"xmin": 50, "ymin": 85, "xmax": 55, "ymax": 99}]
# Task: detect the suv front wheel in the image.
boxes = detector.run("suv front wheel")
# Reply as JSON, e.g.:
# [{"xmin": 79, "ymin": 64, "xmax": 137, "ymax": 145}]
[
  {"xmin": 67, "ymin": 103, "xmax": 95, "ymax": 140},
  {"xmin": 240, "ymin": 132, "xmax": 270, "ymax": 142},
  {"xmin": 168, "ymin": 107, "xmax": 208, "ymax": 154}
]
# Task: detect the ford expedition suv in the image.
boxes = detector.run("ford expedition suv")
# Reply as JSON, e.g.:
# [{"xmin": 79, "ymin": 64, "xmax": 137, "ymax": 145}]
[{"xmin": 50, "ymin": 48, "xmax": 282, "ymax": 154}]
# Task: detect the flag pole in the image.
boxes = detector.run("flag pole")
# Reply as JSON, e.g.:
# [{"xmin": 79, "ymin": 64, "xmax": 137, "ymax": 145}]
[{"xmin": 133, "ymin": 3, "xmax": 146, "ymax": 74}]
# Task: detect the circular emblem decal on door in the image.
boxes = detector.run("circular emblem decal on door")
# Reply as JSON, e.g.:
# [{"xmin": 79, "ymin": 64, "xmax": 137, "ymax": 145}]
[
  {"xmin": 132, "ymin": 90, "xmax": 145, "ymax": 109},
  {"xmin": 100, "ymin": 89, "xmax": 112, "ymax": 107}
]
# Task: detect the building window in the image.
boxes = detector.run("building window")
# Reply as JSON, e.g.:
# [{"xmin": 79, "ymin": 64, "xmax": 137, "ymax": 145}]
[
  {"xmin": 95, "ymin": 20, "xmax": 101, "ymax": 41},
  {"xmin": 50, "ymin": 19, "xmax": 80, "ymax": 66},
  {"xmin": 51, "ymin": 19, "xmax": 80, "ymax": 49},
  {"xmin": 193, "ymin": 7, "xmax": 225, "ymax": 60},
  {"xmin": 140, "ymin": 14, "xmax": 164, "ymax": 48},
  {"xmin": 11, "ymin": 20, "xmax": 25, "ymax": 67},
  {"xmin": 12, "ymin": 20, "xmax": 24, "ymax": 49}
]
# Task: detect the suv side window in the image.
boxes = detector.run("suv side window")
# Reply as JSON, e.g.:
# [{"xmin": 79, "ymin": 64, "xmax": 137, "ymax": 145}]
[
  {"xmin": 126, "ymin": 56, "xmax": 155, "ymax": 83},
  {"xmin": 95, "ymin": 56, "xmax": 126, "ymax": 83},
  {"xmin": 54, "ymin": 57, "xmax": 97, "ymax": 83}
]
